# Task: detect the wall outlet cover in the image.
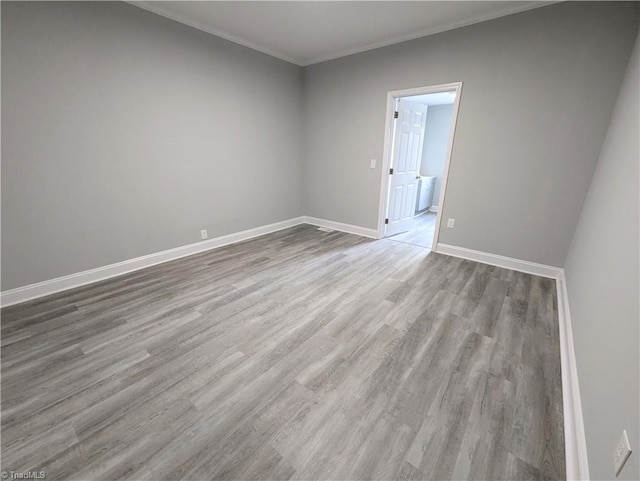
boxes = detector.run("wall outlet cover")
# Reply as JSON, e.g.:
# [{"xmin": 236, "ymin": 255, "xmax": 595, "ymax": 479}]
[
  {"xmin": 614, "ymin": 429, "xmax": 632, "ymax": 476},
  {"xmin": 200, "ymin": 229, "xmax": 208, "ymax": 240}
]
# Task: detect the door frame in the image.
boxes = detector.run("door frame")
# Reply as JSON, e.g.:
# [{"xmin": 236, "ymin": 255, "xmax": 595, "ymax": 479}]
[{"xmin": 376, "ymin": 82, "xmax": 463, "ymax": 251}]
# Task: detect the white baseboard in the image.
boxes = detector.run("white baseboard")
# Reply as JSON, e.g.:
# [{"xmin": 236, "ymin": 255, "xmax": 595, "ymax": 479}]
[
  {"xmin": 433, "ymin": 243, "xmax": 588, "ymax": 479},
  {"xmin": 1, "ymin": 215, "xmax": 588, "ymax": 481},
  {"xmin": 1, "ymin": 217, "xmax": 305, "ymax": 308},
  {"xmin": 556, "ymin": 270, "xmax": 590, "ymax": 481},
  {"xmin": 435, "ymin": 243, "xmax": 562, "ymax": 279},
  {"xmin": 428, "ymin": 205, "xmax": 439, "ymax": 213},
  {"xmin": 303, "ymin": 216, "xmax": 378, "ymax": 239},
  {"xmin": 2, "ymin": 216, "xmax": 378, "ymax": 307}
]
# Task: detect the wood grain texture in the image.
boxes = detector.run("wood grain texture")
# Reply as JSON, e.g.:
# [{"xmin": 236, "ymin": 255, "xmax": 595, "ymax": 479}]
[
  {"xmin": 387, "ymin": 212, "xmax": 437, "ymax": 248},
  {"xmin": 1, "ymin": 224, "xmax": 565, "ymax": 480}
]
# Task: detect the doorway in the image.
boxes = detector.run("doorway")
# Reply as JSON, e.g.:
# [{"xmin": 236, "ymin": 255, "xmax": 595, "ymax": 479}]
[{"xmin": 378, "ymin": 82, "xmax": 462, "ymax": 249}]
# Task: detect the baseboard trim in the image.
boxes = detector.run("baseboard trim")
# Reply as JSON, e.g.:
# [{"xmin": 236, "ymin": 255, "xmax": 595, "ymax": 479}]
[
  {"xmin": 303, "ymin": 216, "xmax": 378, "ymax": 239},
  {"xmin": 1, "ymin": 215, "xmax": 588, "ymax": 480},
  {"xmin": 434, "ymin": 244, "xmax": 587, "ymax": 478},
  {"xmin": 435, "ymin": 243, "xmax": 562, "ymax": 279},
  {"xmin": 0, "ymin": 217, "xmax": 305, "ymax": 308},
  {"xmin": 556, "ymin": 270, "xmax": 590, "ymax": 481}
]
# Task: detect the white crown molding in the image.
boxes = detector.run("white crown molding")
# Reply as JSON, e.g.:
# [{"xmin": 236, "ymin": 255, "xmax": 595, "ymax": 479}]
[
  {"xmin": 303, "ymin": 216, "xmax": 379, "ymax": 239},
  {"xmin": 435, "ymin": 243, "xmax": 562, "ymax": 279},
  {"xmin": 300, "ymin": 3, "xmax": 553, "ymax": 66},
  {"xmin": 128, "ymin": 1, "xmax": 300, "ymax": 65},
  {"xmin": 1, "ymin": 217, "xmax": 305, "ymax": 308},
  {"xmin": 556, "ymin": 270, "xmax": 591, "ymax": 481},
  {"xmin": 128, "ymin": 1, "xmax": 553, "ymax": 67}
]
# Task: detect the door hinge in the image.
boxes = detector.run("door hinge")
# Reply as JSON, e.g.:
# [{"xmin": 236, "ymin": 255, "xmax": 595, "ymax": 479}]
[
  {"xmin": 389, "ymin": 168, "xmax": 394, "ymax": 175},
  {"xmin": 393, "ymin": 111, "xmax": 399, "ymax": 119},
  {"xmin": 385, "ymin": 218, "xmax": 389, "ymax": 225}
]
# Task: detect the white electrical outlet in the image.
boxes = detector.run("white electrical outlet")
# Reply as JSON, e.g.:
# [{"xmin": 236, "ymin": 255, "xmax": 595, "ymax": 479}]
[
  {"xmin": 614, "ymin": 429, "xmax": 632, "ymax": 476},
  {"xmin": 370, "ymin": 159, "xmax": 376, "ymax": 169},
  {"xmin": 200, "ymin": 229, "xmax": 208, "ymax": 240},
  {"xmin": 447, "ymin": 218, "xmax": 455, "ymax": 228}
]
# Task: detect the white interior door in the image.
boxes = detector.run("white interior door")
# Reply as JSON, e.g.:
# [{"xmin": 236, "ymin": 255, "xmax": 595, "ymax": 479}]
[{"xmin": 386, "ymin": 99, "xmax": 427, "ymax": 237}]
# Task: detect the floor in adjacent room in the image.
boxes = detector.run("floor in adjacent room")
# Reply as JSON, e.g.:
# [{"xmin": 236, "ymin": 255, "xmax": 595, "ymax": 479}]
[
  {"xmin": 388, "ymin": 211, "xmax": 437, "ymax": 248},
  {"xmin": 1, "ymin": 224, "xmax": 565, "ymax": 480}
]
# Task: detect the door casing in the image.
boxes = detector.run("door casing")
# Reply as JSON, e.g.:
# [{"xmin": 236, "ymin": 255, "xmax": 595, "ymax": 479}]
[{"xmin": 377, "ymin": 82, "xmax": 463, "ymax": 251}]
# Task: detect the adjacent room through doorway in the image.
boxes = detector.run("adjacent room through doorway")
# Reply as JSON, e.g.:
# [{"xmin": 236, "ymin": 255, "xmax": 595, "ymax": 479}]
[{"xmin": 381, "ymin": 85, "xmax": 460, "ymax": 249}]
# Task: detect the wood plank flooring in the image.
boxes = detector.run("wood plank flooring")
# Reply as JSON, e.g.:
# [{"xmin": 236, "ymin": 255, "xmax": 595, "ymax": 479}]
[
  {"xmin": 1, "ymin": 224, "xmax": 565, "ymax": 480},
  {"xmin": 388, "ymin": 212, "xmax": 437, "ymax": 248}
]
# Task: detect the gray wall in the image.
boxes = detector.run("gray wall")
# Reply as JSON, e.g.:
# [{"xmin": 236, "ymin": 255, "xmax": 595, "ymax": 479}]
[
  {"xmin": 3, "ymin": 1, "xmax": 639, "ymax": 291},
  {"xmin": 1, "ymin": 3, "xmax": 639, "ymax": 474},
  {"xmin": 303, "ymin": 1, "xmax": 639, "ymax": 267},
  {"xmin": 420, "ymin": 104, "xmax": 454, "ymax": 206},
  {"xmin": 1, "ymin": 2, "xmax": 304, "ymax": 290},
  {"xmin": 564, "ymin": 33, "xmax": 639, "ymax": 481}
]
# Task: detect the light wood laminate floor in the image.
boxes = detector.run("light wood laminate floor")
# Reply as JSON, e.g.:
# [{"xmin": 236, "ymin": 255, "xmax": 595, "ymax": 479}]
[
  {"xmin": 388, "ymin": 212, "xmax": 437, "ymax": 248},
  {"xmin": 1, "ymin": 225, "xmax": 565, "ymax": 480}
]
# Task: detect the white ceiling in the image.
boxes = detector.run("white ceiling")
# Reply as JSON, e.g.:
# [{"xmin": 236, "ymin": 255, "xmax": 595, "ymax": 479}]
[
  {"xmin": 131, "ymin": 1, "xmax": 552, "ymax": 66},
  {"xmin": 405, "ymin": 92, "xmax": 456, "ymax": 106}
]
